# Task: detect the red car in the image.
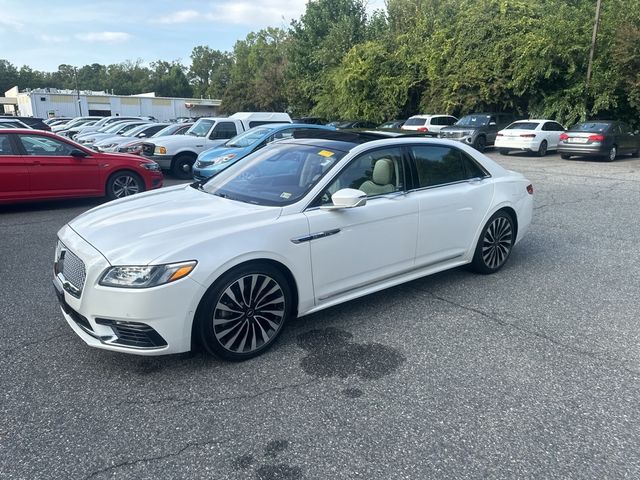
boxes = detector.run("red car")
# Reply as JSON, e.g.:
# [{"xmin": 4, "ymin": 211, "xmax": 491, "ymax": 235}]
[{"xmin": 0, "ymin": 129, "xmax": 163, "ymax": 204}]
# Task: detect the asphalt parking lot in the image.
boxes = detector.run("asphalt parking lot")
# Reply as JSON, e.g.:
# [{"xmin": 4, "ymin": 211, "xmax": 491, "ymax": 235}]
[{"xmin": 2, "ymin": 152, "xmax": 639, "ymax": 480}]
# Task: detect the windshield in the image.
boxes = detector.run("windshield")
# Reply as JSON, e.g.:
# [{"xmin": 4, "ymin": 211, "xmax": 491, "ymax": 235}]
[
  {"xmin": 225, "ymin": 126, "xmax": 274, "ymax": 148},
  {"xmin": 186, "ymin": 119, "xmax": 215, "ymax": 137},
  {"xmin": 199, "ymin": 143, "xmax": 346, "ymax": 206},
  {"xmin": 455, "ymin": 115, "xmax": 490, "ymax": 127},
  {"xmin": 153, "ymin": 124, "xmax": 181, "ymax": 137},
  {"xmin": 404, "ymin": 118, "xmax": 427, "ymax": 126},
  {"xmin": 572, "ymin": 122, "xmax": 611, "ymax": 132},
  {"xmin": 123, "ymin": 124, "xmax": 151, "ymax": 137},
  {"xmin": 506, "ymin": 122, "xmax": 538, "ymax": 130}
]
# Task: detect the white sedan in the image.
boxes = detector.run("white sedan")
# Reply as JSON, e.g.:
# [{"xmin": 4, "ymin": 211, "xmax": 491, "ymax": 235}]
[
  {"xmin": 54, "ymin": 133, "xmax": 533, "ymax": 360},
  {"xmin": 495, "ymin": 119, "xmax": 566, "ymax": 156}
]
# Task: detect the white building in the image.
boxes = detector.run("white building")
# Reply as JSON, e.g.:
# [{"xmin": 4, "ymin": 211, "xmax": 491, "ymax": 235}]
[{"xmin": 3, "ymin": 86, "xmax": 221, "ymax": 120}]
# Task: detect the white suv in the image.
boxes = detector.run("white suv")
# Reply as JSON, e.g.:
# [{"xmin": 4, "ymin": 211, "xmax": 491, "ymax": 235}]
[{"xmin": 401, "ymin": 114, "xmax": 458, "ymax": 135}]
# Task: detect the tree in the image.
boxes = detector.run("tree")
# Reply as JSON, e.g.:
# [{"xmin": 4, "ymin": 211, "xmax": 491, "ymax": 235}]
[
  {"xmin": 0, "ymin": 60, "xmax": 19, "ymax": 94},
  {"xmin": 188, "ymin": 46, "xmax": 231, "ymax": 98}
]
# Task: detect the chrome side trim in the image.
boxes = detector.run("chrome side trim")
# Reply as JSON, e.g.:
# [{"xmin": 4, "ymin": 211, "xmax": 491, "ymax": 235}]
[{"xmin": 291, "ymin": 229, "xmax": 341, "ymax": 244}]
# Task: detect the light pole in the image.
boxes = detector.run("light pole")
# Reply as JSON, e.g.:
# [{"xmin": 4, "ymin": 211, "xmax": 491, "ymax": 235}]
[
  {"xmin": 74, "ymin": 67, "xmax": 82, "ymax": 116},
  {"xmin": 586, "ymin": 0, "xmax": 602, "ymax": 89}
]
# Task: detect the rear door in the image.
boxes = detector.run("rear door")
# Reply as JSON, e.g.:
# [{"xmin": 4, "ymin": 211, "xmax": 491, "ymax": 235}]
[
  {"xmin": 407, "ymin": 144, "xmax": 494, "ymax": 266},
  {"xmin": 17, "ymin": 134, "xmax": 103, "ymax": 198},
  {"xmin": 0, "ymin": 133, "xmax": 31, "ymax": 201},
  {"xmin": 618, "ymin": 123, "xmax": 635, "ymax": 153},
  {"xmin": 542, "ymin": 121, "xmax": 565, "ymax": 149}
]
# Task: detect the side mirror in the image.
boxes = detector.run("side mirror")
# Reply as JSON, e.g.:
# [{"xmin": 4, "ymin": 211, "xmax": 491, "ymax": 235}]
[
  {"xmin": 70, "ymin": 149, "xmax": 89, "ymax": 158},
  {"xmin": 137, "ymin": 133, "xmax": 147, "ymax": 138},
  {"xmin": 321, "ymin": 188, "xmax": 367, "ymax": 210}
]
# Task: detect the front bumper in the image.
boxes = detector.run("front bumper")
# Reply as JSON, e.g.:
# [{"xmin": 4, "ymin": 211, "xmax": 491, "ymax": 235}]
[
  {"xmin": 141, "ymin": 154, "xmax": 173, "ymax": 169},
  {"xmin": 54, "ymin": 225, "xmax": 205, "ymax": 356}
]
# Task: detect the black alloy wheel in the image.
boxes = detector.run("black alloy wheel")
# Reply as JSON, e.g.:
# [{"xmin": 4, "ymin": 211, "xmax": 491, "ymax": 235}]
[
  {"xmin": 106, "ymin": 171, "xmax": 144, "ymax": 200},
  {"xmin": 196, "ymin": 263, "xmax": 293, "ymax": 360},
  {"xmin": 470, "ymin": 211, "xmax": 515, "ymax": 274}
]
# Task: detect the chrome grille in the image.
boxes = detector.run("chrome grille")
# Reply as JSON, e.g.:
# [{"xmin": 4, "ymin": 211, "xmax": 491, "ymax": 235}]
[
  {"xmin": 57, "ymin": 242, "xmax": 86, "ymax": 296},
  {"xmin": 142, "ymin": 143, "xmax": 155, "ymax": 156}
]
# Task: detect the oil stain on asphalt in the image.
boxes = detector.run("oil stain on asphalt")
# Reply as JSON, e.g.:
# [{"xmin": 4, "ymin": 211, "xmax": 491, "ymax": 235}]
[
  {"xmin": 297, "ymin": 327, "xmax": 406, "ymax": 380},
  {"xmin": 233, "ymin": 439, "xmax": 303, "ymax": 480}
]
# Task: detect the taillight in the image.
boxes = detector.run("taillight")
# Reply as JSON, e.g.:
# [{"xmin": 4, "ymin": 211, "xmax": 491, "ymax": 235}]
[
  {"xmin": 588, "ymin": 134, "xmax": 605, "ymax": 142},
  {"xmin": 520, "ymin": 134, "xmax": 536, "ymax": 138},
  {"xmin": 559, "ymin": 133, "xmax": 569, "ymax": 141},
  {"xmin": 526, "ymin": 184, "xmax": 534, "ymax": 195},
  {"xmin": 417, "ymin": 127, "xmax": 429, "ymax": 132}
]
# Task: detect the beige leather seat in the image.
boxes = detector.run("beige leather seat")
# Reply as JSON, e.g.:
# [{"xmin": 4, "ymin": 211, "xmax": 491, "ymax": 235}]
[{"xmin": 359, "ymin": 158, "xmax": 395, "ymax": 195}]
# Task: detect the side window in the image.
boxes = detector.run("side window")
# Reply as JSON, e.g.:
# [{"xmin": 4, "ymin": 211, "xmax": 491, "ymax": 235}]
[
  {"xmin": 618, "ymin": 123, "xmax": 630, "ymax": 134},
  {"xmin": 18, "ymin": 135, "xmax": 75, "ymax": 156},
  {"xmin": 0, "ymin": 134, "xmax": 15, "ymax": 155},
  {"xmin": 267, "ymin": 128, "xmax": 295, "ymax": 144},
  {"xmin": 553, "ymin": 122, "xmax": 566, "ymax": 131},
  {"xmin": 209, "ymin": 122, "xmax": 237, "ymax": 140},
  {"xmin": 320, "ymin": 147, "xmax": 404, "ymax": 204},
  {"xmin": 430, "ymin": 117, "xmax": 443, "ymax": 126},
  {"xmin": 445, "ymin": 116, "xmax": 457, "ymax": 125},
  {"xmin": 411, "ymin": 146, "xmax": 484, "ymax": 188}
]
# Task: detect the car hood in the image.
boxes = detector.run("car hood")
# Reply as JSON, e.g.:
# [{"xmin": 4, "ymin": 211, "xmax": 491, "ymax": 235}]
[
  {"xmin": 145, "ymin": 134, "xmax": 196, "ymax": 146},
  {"xmin": 199, "ymin": 146, "xmax": 250, "ymax": 163},
  {"xmin": 68, "ymin": 184, "xmax": 281, "ymax": 265},
  {"xmin": 95, "ymin": 135, "xmax": 134, "ymax": 146}
]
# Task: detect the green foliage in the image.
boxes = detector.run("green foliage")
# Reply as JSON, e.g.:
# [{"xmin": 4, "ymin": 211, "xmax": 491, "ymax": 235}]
[{"xmin": 2, "ymin": 0, "xmax": 640, "ymax": 126}]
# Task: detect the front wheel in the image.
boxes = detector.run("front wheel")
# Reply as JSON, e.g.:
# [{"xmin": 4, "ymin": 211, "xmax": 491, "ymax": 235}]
[
  {"xmin": 195, "ymin": 263, "xmax": 293, "ymax": 360},
  {"xmin": 172, "ymin": 154, "xmax": 196, "ymax": 179},
  {"xmin": 473, "ymin": 136, "xmax": 486, "ymax": 152},
  {"xmin": 470, "ymin": 211, "xmax": 515, "ymax": 274},
  {"xmin": 106, "ymin": 171, "xmax": 144, "ymax": 200}
]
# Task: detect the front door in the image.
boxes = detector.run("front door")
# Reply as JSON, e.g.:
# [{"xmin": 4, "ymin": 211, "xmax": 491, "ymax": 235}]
[
  {"xmin": 304, "ymin": 147, "xmax": 418, "ymax": 303},
  {"xmin": 0, "ymin": 133, "xmax": 30, "ymax": 201},
  {"xmin": 17, "ymin": 134, "xmax": 103, "ymax": 198}
]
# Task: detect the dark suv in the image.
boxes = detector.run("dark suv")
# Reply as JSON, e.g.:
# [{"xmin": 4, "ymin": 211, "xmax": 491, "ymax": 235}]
[
  {"xmin": 439, "ymin": 113, "xmax": 517, "ymax": 151},
  {"xmin": 0, "ymin": 116, "xmax": 51, "ymax": 131}
]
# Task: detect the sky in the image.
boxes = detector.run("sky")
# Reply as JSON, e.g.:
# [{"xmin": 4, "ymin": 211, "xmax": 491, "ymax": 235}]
[{"xmin": 0, "ymin": 0, "xmax": 387, "ymax": 71}]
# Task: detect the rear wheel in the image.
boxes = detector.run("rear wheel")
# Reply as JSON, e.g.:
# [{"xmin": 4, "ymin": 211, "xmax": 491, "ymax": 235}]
[
  {"xmin": 172, "ymin": 154, "xmax": 196, "ymax": 179},
  {"xmin": 196, "ymin": 263, "xmax": 293, "ymax": 360},
  {"xmin": 470, "ymin": 211, "xmax": 515, "ymax": 274},
  {"xmin": 106, "ymin": 171, "xmax": 144, "ymax": 200},
  {"xmin": 560, "ymin": 154, "xmax": 571, "ymax": 160},
  {"xmin": 631, "ymin": 148, "xmax": 639, "ymax": 158},
  {"xmin": 537, "ymin": 140, "xmax": 548, "ymax": 157},
  {"xmin": 604, "ymin": 145, "xmax": 617, "ymax": 162}
]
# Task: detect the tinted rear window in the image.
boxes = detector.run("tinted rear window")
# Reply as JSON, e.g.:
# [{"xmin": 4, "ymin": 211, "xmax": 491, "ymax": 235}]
[
  {"xmin": 506, "ymin": 122, "xmax": 538, "ymax": 130},
  {"xmin": 404, "ymin": 118, "xmax": 427, "ymax": 126},
  {"xmin": 572, "ymin": 122, "xmax": 611, "ymax": 132}
]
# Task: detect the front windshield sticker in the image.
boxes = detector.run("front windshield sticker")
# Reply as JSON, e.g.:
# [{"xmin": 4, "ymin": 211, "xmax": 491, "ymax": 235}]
[
  {"xmin": 318, "ymin": 150, "xmax": 334, "ymax": 157},
  {"xmin": 280, "ymin": 192, "xmax": 292, "ymax": 199}
]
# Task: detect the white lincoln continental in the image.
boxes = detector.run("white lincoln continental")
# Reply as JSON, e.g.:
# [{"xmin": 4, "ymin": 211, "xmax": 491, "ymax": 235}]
[{"xmin": 54, "ymin": 131, "xmax": 533, "ymax": 360}]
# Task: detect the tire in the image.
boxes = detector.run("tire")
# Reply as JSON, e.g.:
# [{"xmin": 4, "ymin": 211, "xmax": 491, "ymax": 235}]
[
  {"xmin": 195, "ymin": 263, "xmax": 293, "ymax": 360},
  {"xmin": 172, "ymin": 154, "xmax": 196, "ymax": 179},
  {"xmin": 560, "ymin": 154, "xmax": 571, "ymax": 160},
  {"xmin": 537, "ymin": 140, "xmax": 548, "ymax": 157},
  {"xmin": 499, "ymin": 149, "xmax": 510, "ymax": 155},
  {"xmin": 473, "ymin": 136, "xmax": 486, "ymax": 152},
  {"xmin": 604, "ymin": 145, "xmax": 617, "ymax": 162},
  {"xmin": 106, "ymin": 171, "xmax": 144, "ymax": 200},
  {"xmin": 631, "ymin": 148, "xmax": 639, "ymax": 158},
  {"xmin": 470, "ymin": 211, "xmax": 515, "ymax": 274}
]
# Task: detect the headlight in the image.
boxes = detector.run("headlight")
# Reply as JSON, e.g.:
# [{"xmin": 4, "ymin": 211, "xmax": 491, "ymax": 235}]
[
  {"xmin": 141, "ymin": 162, "xmax": 160, "ymax": 171},
  {"xmin": 119, "ymin": 144, "xmax": 142, "ymax": 153},
  {"xmin": 101, "ymin": 143, "xmax": 117, "ymax": 149},
  {"xmin": 212, "ymin": 153, "xmax": 237, "ymax": 165},
  {"xmin": 99, "ymin": 261, "xmax": 197, "ymax": 288},
  {"xmin": 154, "ymin": 146, "xmax": 167, "ymax": 154}
]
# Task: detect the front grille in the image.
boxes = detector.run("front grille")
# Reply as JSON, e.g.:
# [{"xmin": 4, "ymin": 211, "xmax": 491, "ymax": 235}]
[
  {"xmin": 96, "ymin": 319, "xmax": 168, "ymax": 348},
  {"xmin": 61, "ymin": 246, "xmax": 86, "ymax": 294},
  {"xmin": 142, "ymin": 143, "xmax": 155, "ymax": 156},
  {"xmin": 196, "ymin": 160, "xmax": 213, "ymax": 168},
  {"xmin": 55, "ymin": 285, "xmax": 93, "ymax": 331},
  {"xmin": 441, "ymin": 131, "xmax": 465, "ymax": 139}
]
